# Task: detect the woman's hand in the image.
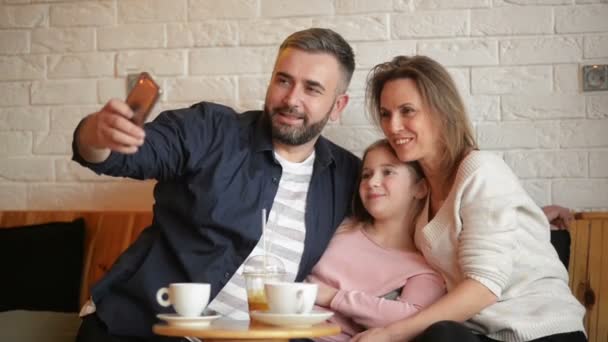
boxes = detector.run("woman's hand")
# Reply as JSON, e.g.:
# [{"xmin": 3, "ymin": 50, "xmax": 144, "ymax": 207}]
[
  {"xmin": 542, "ymin": 205, "xmax": 574, "ymax": 230},
  {"xmin": 350, "ymin": 327, "xmax": 393, "ymax": 342}
]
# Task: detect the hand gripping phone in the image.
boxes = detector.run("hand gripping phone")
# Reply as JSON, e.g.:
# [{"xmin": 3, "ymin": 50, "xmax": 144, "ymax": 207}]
[{"xmin": 126, "ymin": 72, "xmax": 161, "ymax": 126}]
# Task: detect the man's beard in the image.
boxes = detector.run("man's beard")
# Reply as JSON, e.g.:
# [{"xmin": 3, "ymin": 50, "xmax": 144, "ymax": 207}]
[{"xmin": 266, "ymin": 104, "xmax": 333, "ymax": 146}]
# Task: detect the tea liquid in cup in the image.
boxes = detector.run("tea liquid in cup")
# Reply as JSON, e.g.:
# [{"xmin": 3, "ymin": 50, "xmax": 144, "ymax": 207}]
[
  {"xmin": 156, "ymin": 282, "xmax": 210, "ymax": 317},
  {"xmin": 243, "ymin": 255, "xmax": 285, "ymax": 313},
  {"xmin": 264, "ymin": 282, "xmax": 318, "ymax": 315}
]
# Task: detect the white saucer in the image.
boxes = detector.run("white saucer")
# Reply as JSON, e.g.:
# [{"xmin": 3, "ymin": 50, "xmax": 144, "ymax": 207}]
[
  {"xmin": 157, "ymin": 310, "xmax": 221, "ymax": 327},
  {"xmin": 250, "ymin": 310, "xmax": 333, "ymax": 327}
]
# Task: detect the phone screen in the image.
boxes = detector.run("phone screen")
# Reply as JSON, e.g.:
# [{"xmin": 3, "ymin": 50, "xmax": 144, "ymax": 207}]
[{"xmin": 126, "ymin": 72, "xmax": 160, "ymax": 126}]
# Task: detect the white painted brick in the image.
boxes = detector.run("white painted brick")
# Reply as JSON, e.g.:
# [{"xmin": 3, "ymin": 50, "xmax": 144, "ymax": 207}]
[
  {"xmin": 50, "ymin": 1, "xmax": 114, "ymax": 27},
  {"xmin": 471, "ymin": 7, "xmax": 552, "ymax": 35},
  {"xmin": 504, "ymin": 151, "xmax": 588, "ymax": 178},
  {"xmin": 188, "ymin": 0, "xmax": 257, "ymax": 20},
  {"xmin": 116, "ymin": 51, "xmax": 185, "ymax": 76},
  {"xmin": 590, "ymin": 151, "xmax": 608, "ymax": 177},
  {"xmin": 584, "ymin": 35, "xmax": 608, "ymax": 58},
  {"xmin": 91, "ymin": 181, "xmax": 155, "ymax": 210},
  {"xmin": 33, "ymin": 132, "xmax": 71, "ymax": 155},
  {"xmin": 238, "ymin": 76, "xmax": 268, "ymax": 104},
  {"xmin": 553, "ymin": 179, "xmax": 608, "ymax": 209},
  {"xmin": 576, "ymin": 0, "xmax": 608, "ymax": 3},
  {"xmin": 262, "ymin": 0, "xmax": 334, "ymax": 17},
  {"xmin": 465, "ymin": 95, "xmax": 500, "ymax": 121},
  {"xmin": 190, "ymin": 47, "xmax": 275, "ymax": 75},
  {"xmin": 556, "ymin": 5, "xmax": 608, "ymax": 33},
  {"xmin": 555, "ymin": 64, "xmax": 580, "ymax": 93},
  {"xmin": 236, "ymin": 101, "xmax": 264, "ymax": 113},
  {"xmin": 0, "ymin": 4, "xmax": 47, "ymax": 28},
  {"xmin": 323, "ymin": 125, "xmax": 383, "ymax": 151},
  {"xmin": 340, "ymin": 97, "xmax": 369, "ymax": 126},
  {"xmin": 336, "ymin": 0, "xmax": 393, "ymax": 14},
  {"xmin": 47, "ymin": 53, "xmax": 114, "ymax": 79},
  {"xmin": 0, "ymin": 131, "xmax": 32, "ymax": 156},
  {"xmin": 447, "ymin": 68, "xmax": 470, "ymax": 95},
  {"xmin": 0, "ymin": 30, "xmax": 29, "ymax": 54},
  {"xmin": 0, "ymin": 184, "xmax": 26, "ymax": 210},
  {"xmin": 414, "ymin": 0, "xmax": 490, "ymax": 9},
  {"xmin": 239, "ymin": 18, "xmax": 313, "ymax": 46},
  {"xmin": 0, "ymin": 82, "xmax": 29, "ymax": 106},
  {"xmin": 500, "ymin": 37, "xmax": 583, "ymax": 65},
  {"xmin": 393, "ymin": 0, "xmax": 413, "ymax": 12},
  {"xmin": 392, "ymin": 10, "xmax": 468, "ymax": 38},
  {"xmin": 477, "ymin": 121, "xmax": 560, "ymax": 149},
  {"xmin": 31, "ymin": 80, "xmax": 97, "ymax": 105},
  {"xmin": 50, "ymin": 105, "xmax": 97, "ymax": 131},
  {"xmin": 0, "ymin": 157, "xmax": 54, "ymax": 180},
  {"xmin": 0, "ymin": 106, "xmax": 49, "ymax": 131},
  {"xmin": 0, "ymin": 55, "xmax": 45, "ymax": 81},
  {"xmin": 418, "ymin": 39, "xmax": 498, "ymax": 66},
  {"xmin": 313, "ymin": 14, "xmax": 388, "ymax": 42},
  {"xmin": 167, "ymin": 22, "xmax": 238, "ymax": 48},
  {"xmin": 118, "ymin": 0, "xmax": 186, "ymax": 23},
  {"xmin": 353, "ymin": 41, "xmax": 415, "ymax": 68},
  {"xmin": 97, "ymin": 24, "xmax": 165, "ymax": 50},
  {"xmin": 521, "ymin": 180, "xmax": 551, "ymax": 207},
  {"xmin": 27, "ymin": 183, "xmax": 96, "ymax": 210},
  {"xmin": 587, "ymin": 95, "xmax": 608, "ymax": 118},
  {"xmin": 165, "ymin": 77, "xmax": 236, "ymax": 103},
  {"xmin": 32, "ymin": 27, "xmax": 94, "ymax": 53},
  {"xmin": 502, "ymin": 94, "xmax": 585, "ymax": 120},
  {"xmin": 348, "ymin": 70, "xmax": 368, "ymax": 98},
  {"xmin": 494, "ymin": 0, "xmax": 571, "ymax": 4},
  {"xmin": 561, "ymin": 119, "xmax": 608, "ymax": 147},
  {"xmin": 98, "ymin": 79, "xmax": 126, "ymax": 102},
  {"xmin": 55, "ymin": 159, "xmax": 116, "ymax": 181},
  {"xmin": 472, "ymin": 66, "xmax": 552, "ymax": 95}
]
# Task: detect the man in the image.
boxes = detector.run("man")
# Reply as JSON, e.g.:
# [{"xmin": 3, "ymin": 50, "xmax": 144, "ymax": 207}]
[{"xmin": 73, "ymin": 28, "xmax": 361, "ymax": 341}]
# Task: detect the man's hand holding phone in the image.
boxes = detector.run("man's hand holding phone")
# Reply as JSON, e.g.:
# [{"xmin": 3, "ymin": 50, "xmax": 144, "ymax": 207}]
[{"xmin": 77, "ymin": 72, "xmax": 160, "ymax": 163}]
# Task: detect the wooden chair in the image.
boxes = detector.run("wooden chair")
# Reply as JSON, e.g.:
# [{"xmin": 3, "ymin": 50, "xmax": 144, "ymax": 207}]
[{"xmin": 569, "ymin": 212, "xmax": 608, "ymax": 342}]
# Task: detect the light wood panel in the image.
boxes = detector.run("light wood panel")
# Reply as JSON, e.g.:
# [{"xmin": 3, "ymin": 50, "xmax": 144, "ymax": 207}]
[
  {"xmin": 569, "ymin": 212, "xmax": 608, "ymax": 342},
  {"xmin": 0, "ymin": 211, "xmax": 152, "ymax": 307}
]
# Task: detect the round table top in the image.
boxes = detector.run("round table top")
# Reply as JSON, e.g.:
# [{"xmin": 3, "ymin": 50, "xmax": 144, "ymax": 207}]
[{"xmin": 153, "ymin": 319, "xmax": 341, "ymax": 340}]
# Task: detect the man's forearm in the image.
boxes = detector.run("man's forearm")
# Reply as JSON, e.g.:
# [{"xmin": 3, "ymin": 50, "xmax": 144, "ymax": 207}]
[{"xmin": 75, "ymin": 116, "xmax": 111, "ymax": 164}]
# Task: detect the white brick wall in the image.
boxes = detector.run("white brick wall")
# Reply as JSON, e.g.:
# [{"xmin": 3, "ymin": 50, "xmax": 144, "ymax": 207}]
[{"xmin": 0, "ymin": 0, "xmax": 607, "ymax": 210}]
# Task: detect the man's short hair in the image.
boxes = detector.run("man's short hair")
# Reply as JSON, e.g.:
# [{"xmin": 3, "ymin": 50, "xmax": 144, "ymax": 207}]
[{"xmin": 279, "ymin": 28, "xmax": 355, "ymax": 93}]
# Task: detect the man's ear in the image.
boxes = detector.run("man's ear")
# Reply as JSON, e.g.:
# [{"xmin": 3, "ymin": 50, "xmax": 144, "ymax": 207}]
[
  {"xmin": 414, "ymin": 179, "xmax": 428, "ymax": 200},
  {"xmin": 329, "ymin": 93, "xmax": 349, "ymax": 122}
]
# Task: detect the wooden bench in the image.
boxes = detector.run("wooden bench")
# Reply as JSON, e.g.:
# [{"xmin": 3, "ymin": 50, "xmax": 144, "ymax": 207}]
[{"xmin": 1, "ymin": 210, "xmax": 607, "ymax": 341}]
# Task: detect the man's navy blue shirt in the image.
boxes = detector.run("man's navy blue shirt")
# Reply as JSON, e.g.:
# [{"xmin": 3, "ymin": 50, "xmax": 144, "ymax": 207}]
[{"xmin": 72, "ymin": 102, "xmax": 361, "ymax": 337}]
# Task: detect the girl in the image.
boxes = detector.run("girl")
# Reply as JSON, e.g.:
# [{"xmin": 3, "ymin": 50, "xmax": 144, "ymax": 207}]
[
  {"xmin": 353, "ymin": 56, "xmax": 586, "ymax": 342},
  {"xmin": 307, "ymin": 139, "xmax": 446, "ymax": 341}
]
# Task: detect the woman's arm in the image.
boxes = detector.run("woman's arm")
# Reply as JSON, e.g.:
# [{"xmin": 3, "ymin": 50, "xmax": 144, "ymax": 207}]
[{"xmin": 351, "ymin": 278, "xmax": 496, "ymax": 342}]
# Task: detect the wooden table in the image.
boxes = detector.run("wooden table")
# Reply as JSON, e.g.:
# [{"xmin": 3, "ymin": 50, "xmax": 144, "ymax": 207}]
[{"xmin": 153, "ymin": 319, "xmax": 341, "ymax": 342}]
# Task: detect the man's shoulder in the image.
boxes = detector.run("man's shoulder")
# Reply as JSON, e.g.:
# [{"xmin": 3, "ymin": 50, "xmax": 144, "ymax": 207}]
[{"xmin": 319, "ymin": 135, "xmax": 361, "ymax": 167}]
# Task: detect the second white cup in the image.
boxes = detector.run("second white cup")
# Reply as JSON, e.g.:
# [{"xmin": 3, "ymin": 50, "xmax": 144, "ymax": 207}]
[
  {"xmin": 156, "ymin": 283, "xmax": 210, "ymax": 317},
  {"xmin": 264, "ymin": 282, "xmax": 317, "ymax": 315}
]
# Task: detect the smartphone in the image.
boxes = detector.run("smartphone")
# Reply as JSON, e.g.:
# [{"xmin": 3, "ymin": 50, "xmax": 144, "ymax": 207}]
[{"xmin": 126, "ymin": 72, "xmax": 161, "ymax": 126}]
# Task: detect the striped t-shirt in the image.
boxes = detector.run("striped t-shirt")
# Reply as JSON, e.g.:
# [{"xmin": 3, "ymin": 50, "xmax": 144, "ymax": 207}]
[{"xmin": 207, "ymin": 151, "xmax": 315, "ymax": 319}]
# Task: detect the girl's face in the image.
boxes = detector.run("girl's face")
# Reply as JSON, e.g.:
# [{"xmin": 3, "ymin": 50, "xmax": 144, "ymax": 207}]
[
  {"xmin": 359, "ymin": 146, "xmax": 422, "ymax": 222},
  {"xmin": 379, "ymin": 78, "xmax": 443, "ymax": 169}
]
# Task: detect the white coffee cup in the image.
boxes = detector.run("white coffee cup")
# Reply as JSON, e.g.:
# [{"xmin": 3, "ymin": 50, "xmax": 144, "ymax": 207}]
[
  {"xmin": 264, "ymin": 282, "xmax": 317, "ymax": 315},
  {"xmin": 156, "ymin": 283, "xmax": 210, "ymax": 317}
]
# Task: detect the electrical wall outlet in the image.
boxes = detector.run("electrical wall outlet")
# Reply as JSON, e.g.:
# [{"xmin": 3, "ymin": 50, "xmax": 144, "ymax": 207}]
[{"xmin": 582, "ymin": 64, "xmax": 608, "ymax": 92}]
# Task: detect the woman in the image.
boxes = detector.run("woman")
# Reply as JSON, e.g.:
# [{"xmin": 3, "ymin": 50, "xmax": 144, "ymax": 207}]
[{"xmin": 352, "ymin": 56, "xmax": 586, "ymax": 342}]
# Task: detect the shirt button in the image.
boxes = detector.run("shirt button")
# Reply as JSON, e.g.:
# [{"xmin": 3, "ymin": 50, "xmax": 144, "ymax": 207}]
[
  {"xmin": 224, "ymin": 272, "xmax": 230, "ymax": 279},
  {"xmin": 272, "ymin": 177, "xmax": 278, "ymax": 184}
]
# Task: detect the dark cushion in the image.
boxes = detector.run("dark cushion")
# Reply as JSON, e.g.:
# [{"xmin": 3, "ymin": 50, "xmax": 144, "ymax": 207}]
[
  {"xmin": 0, "ymin": 218, "xmax": 85, "ymax": 313},
  {"xmin": 550, "ymin": 229, "xmax": 571, "ymax": 270}
]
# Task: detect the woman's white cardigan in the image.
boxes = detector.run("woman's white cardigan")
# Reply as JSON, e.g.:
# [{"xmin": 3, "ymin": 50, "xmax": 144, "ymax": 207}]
[{"xmin": 415, "ymin": 151, "xmax": 586, "ymax": 342}]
